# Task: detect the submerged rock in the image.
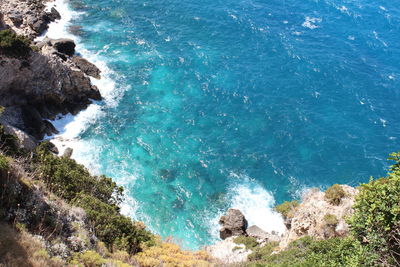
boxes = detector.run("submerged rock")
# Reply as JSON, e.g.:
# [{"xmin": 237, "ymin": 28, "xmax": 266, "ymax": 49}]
[{"xmin": 219, "ymin": 208, "xmax": 248, "ymax": 240}]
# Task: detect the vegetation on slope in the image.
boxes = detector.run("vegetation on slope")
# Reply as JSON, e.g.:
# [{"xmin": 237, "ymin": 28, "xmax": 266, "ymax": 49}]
[
  {"xmin": 0, "ymin": 29, "xmax": 31, "ymax": 58},
  {"xmin": 0, "ymin": 125, "xmax": 214, "ymax": 266}
]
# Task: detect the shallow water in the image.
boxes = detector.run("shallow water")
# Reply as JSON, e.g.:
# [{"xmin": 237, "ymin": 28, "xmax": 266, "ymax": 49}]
[{"xmin": 47, "ymin": 0, "xmax": 400, "ymax": 249}]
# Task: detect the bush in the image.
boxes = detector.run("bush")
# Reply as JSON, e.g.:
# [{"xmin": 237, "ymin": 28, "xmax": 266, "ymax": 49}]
[
  {"xmin": 0, "ymin": 154, "xmax": 9, "ymax": 171},
  {"xmin": 325, "ymin": 184, "xmax": 346, "ymax": 205},
  {"xmin": 246, "ymin": 236, "xmax": 366, "ymax": 267},
  {"xmin": 35, "ymin": 142, "xmax": 123, "ymax": 205},
  {"xmin": 349, "ymin": 152, "xmax": 400, "ymax": 266},
  {"xmin": 72, "ymin": 193, "xmax": 154, "ymax": 254},
  {"xmin": 275, "ymin": 200, "xmax": 299, "ymax": 219},
  {"xmin": 0, "ymin": 124, "xmax": 19, "ymax": 155},
  {"xmin": 134, "ymin": 242, "xmax": 211, "ymax": 267},
  {"xmin": 233, "ymin": 236, "xmax": 259, "ymax": 250},
  {"xmin": 247, "ymin": 241, "xmax": 279, "ymax": 261},
  {"xmin": 71, "ymin": 250, "xmax": 105, "ymax": 267},
  {"xmin": 0, "ymin": 29, "xmax": 31, "ymax": 58},
  {"xmin": 324, "ymin": 214, "xmax": 338, "ymax": 226}
]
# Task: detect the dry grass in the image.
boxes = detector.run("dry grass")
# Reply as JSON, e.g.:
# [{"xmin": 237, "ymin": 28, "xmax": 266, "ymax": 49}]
[{"xmin": 0, "ymin": 223, "xmax": 65, "ymax": 267}]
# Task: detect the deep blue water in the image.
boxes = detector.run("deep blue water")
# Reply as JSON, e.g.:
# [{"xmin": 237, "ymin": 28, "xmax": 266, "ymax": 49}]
[{"xmin": 53, "ymin": 0, "xmax": 400, "ymax": 249}]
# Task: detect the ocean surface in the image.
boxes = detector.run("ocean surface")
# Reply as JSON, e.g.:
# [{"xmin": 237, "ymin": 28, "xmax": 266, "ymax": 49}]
[{"xmin": 45, "ymin": 0, "xmax": 400, "ymax": 249}]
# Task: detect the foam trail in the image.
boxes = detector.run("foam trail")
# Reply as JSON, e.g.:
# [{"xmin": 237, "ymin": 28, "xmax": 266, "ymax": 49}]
[
  {"xmin": 227, "ymin": 173, "xmax": 285, "ymax": 234},
  {"xmin": 38, "ymin": 0, "xmax": 137, "ymax": 219}
]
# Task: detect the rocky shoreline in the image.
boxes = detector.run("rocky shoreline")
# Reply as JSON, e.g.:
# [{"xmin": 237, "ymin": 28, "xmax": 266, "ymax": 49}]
[
  {"xmin": 0, "ymin": 0, "xmax": 101, "ymax": 148},
  {"xmin": 207, "ymin": 185, "xmax": 357, "ymax": 264}
]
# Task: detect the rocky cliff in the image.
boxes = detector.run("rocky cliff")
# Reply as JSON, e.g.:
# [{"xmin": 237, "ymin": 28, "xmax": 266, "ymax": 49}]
[{"xmin": 0, "ymin": 0, "xmax": 101, "ymax": 141}]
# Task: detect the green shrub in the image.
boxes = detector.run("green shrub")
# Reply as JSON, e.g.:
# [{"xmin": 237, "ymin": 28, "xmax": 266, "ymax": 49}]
[
  {"xmin": 71, "ymin": 250, "xmax": 105, "ymax": 267},
  {"xmin": 274, "ymin": 200, "xmax": 299, "ymax": 219},
  {"xmin": 247, "ymin": 241, "xmax": 278, "ymax": 261},
  {"xmin": 246, "ymin": 237, "xmax": 366, "ymax": 267},
  {"xmin": 0, "ymin": 154, "xmax": 9, "ymax": 171},
  {"xmin": 325, "ymin": 184, "xmax": 346, "ymax": 205},
  {"xmin": 72, "ymin": 193, "xmax": 154, "ymax": 254},
  {"xmin": 324, "ymin": 214, "xmax": 338, "ymax": 226},
  {"xmin": 33, "ymin": 143, "xmax": 155, "ymax": 255},
  {"xmin": 0, "ymin": 30, "xmax": 31, "ymax": 58},
  {"xmin": 349, "ymin": 152, "xmax": 400, "ymax": 266},
  {"xmin": 233, "ymin": 236, "xmax": 259, "ymax": 250},
  {"xmin": 35, "ymin": 142, "xmax": 123, "ymax": 205},
  {"xmin": 0, "ymin": 124, "xmax": 19, "ymax": 155}
]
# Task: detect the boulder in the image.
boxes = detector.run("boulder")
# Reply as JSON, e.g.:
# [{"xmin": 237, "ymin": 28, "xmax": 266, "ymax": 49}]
[
  {"xmin": 219, "ymin": 208, "xmax": 248, "ymax": 240},
  {"xmin": 8, "ymin": 11, "xmax": 23, "ymax": 27},
  {"xmin": 51, "ymin": 39, "xmax": 76, "ymax": 57},
  {"xmin": 72, "ymin": 56, "xmax": 101, "ymax": 79},
  {"xmin": 48, "ymin": 7, "xmax": 61, "ymax": 21},
  {"xmin": 63, "ymin": 147, "xmax": 73, "ymax": 158},
  {"xmin": 1, "ymin": 122, "xmax": 37, "ymax": 151},
  {"xmin": 247, "ymin": 225, "xmax": 281, "ymax": 243}
]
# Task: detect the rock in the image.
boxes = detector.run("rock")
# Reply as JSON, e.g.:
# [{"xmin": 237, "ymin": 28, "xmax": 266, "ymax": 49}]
[
  {"xmin": 50, "ymin": 39, "xmax": 76, "ymax": 57},
  {"xmin": 63, "ymin": 147, "xmax": 73, "ymax": 158},
  {"xmin": 68, "ymin": 25, "xmax": 84, "ymax": 36},
  {"xmin": 48, "ymin": 7, "xmax": 61, "ymax": 21},
  {"xmin": 8, "ymin": 11, "xmax": 23, "ymax": 27},
  {"xmin": 72, "ymin": 56, "xmax": 101, "ymax": 79},
  {"xmin": 47, "ymin": 141, "xmax": 59, "ymax": 154},
  {"xmin": 247, "ymin": 225, "xmax": 281, "ymax": 243},
  {"xmin": 1, "ymin": 122, "xmax": 37, "ymax": 151},
  {"xmin": 278, "ymin": 186, "xmax": 358, "ymax": 250},
  {"xmin": 205, "ymin": 237, "xmax": 252, "ymax": 264},
  {"xmin": 219, "ymin": 208, "xmax": 248, "ymax": 240}
]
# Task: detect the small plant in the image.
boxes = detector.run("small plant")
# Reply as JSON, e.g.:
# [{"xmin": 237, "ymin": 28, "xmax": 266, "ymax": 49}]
[
  {"xmin": 71, "ymin": 250, "xmax": 105, "ymax": 267},
  {"xmin": 325, "ymin": 184, "xmax": 346, "ymax": 205},
  {"xmin": 0, "ymin": 29, "xmax": 31, "ymax": 58},
  {"xmin": 0, "ymin": 154, "xmax": 9, "ymax": 171},
  {"xmin": 324, "ymin": 214, "xmax": 339, "ymax": 226},
  {"xmin": 275, "ymin": 200, "xmax": 299, "ymax": 219},
  {"xmin": 233, "ymin": 236, "xmax": 259, "ymax": 250}
]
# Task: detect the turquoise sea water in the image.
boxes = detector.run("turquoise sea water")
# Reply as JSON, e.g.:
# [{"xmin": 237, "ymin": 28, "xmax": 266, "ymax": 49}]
[{"xmin": 49, "ymin": 0, "xmax": 400, "ymax": 249}]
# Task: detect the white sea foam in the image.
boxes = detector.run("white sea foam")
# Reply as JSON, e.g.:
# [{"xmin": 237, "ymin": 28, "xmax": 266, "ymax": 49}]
[
  {"xmin": 302, "ymin": 17, "xmax": 321, "ymax": 30},
  {"xmin": 38, "ymin": 0, "xmax": 136, "ymax": 218},
  {"xmin": 211, "ymin": 173, "xmax": 286, "ymax": 237}
]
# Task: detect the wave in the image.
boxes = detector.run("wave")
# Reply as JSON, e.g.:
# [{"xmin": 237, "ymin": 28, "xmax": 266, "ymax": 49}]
[{"xmin": 208, "ymin": 172, "xmax": 285, "ymax": 241}]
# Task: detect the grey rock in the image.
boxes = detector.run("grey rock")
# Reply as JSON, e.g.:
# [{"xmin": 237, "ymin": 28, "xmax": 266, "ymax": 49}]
[
  {"xmin": 219, "ymin": 209, "xmax": 248, "ymax": 240},
  {"xmin": 247, "ymin": 225, "xmax": 281, "ymax": 242},
  {"xmin": 63, "ymin": 147, "xmax": 73, "ymax": 158},
  {"xmin": 8, "ymin": 11, "xmax": 23, "ymax": 27},
  {"xmin": 72, "ymin": 56, "xmax": 101, "ymax": 79},
  {"xmin": 48, "ymin": 7, "xmax": 61, "ymax": 21},
  {"xmin": 50, "ymin": 38, "xmax": 76, "ymax": 56},
  {"xmin": 1, "ymin": 122, "xmax": 38, "ymax": 151}
]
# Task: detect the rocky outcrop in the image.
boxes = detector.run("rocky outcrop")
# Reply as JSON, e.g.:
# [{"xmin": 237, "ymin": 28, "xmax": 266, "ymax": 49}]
[
  {"xmin": 247, "ymin": 225, "xmax": 281, "ymax": 243},
  {"xmin": 72, "ymin": 56, "xmax": 101, "ymax": 79},
  {"xmin": 51, "ymin": 38, "xmax": 76, "ymax": 57},
  {"xmin": 0, "ymin": 0, "xmax": 102, "ymax": 141},
  {"xmin": 0, "ymin": 50, "xmax": 101, "ymax": 139},
  {"xmin": 1, "ymin": 122, "xmax": 37, "ymax": 151},
  {"xmin": 219, "ymin": 208, "xmax": 248, "ymax": 239},
  {"xmin": 0, "ymin": 0, "xmax": 59, "ymax": 38},
  {"xmin": 205, "ymin": 237, "xmax": 252, "ymax": 264},
  {"xmin": 278, "ymin": 185, "xmax": 357, "ymax": 249}
]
